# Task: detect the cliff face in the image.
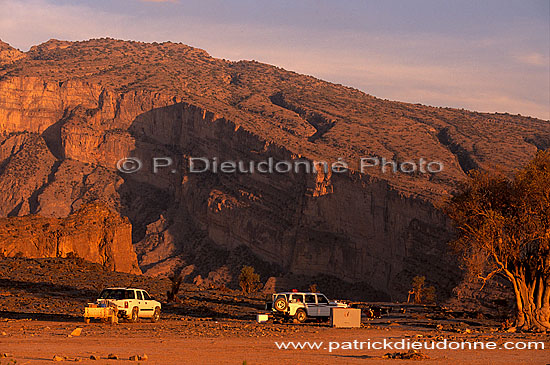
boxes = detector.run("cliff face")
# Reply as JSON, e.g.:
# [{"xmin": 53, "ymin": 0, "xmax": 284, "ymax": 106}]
[
  {"xmin": 128, "ymin": 103, "xmax": 458, "ymax": 296},
  {"xmin": 0, "ymin": 39, "xmax": 548, "ymax": 298},
  {"xmin": 0, "ymin": 203, "xmax": 140, "ymax": 274}
]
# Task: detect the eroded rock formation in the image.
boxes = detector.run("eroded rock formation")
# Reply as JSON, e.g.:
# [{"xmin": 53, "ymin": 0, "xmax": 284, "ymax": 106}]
[{"xmin": 0, "ymin": 203, "xmax": 140, "ymax": 274}]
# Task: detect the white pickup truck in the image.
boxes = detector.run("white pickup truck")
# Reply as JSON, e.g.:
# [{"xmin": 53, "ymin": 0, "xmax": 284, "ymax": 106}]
[
  {"xmin": 267, "ymin": 291, "xmax": 348, "ymax": 323},
  {"xmin": 84, "ymin": 287, "xmax": 161, "ymax": 323}
]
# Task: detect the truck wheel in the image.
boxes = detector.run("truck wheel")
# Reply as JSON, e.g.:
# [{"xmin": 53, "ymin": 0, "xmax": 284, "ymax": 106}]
[
  {"xmin": 151, "ymin": 307, "xmax": 161, "ymax": 323},
  {"xmin": 274, "ymin": 297, "xmax": 288, "ymax": 312},
  {"xmin": 130, "ymin": 307, "xmax": 139, "ymax": 323},
  {"xmin": 295, "ymin": 309, "xmax": 307, "ymax": 323}
]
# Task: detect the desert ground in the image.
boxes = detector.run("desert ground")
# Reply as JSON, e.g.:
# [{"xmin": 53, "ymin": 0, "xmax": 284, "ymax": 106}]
[
  {"xmin": 1, "ymin": 318, "xmax": 549, "ymax": 364},
  {"xmin": 0, "ymin": 258, "xmax": 548, "ymax": 364}
]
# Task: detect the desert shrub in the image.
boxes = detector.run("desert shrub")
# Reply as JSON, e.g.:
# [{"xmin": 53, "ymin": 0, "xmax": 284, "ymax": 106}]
[
  {"xmin": 423, "ymin": 285, "xmax": 437, "ymax": 304},
  {"xmin": 411, "ymin": 276, "xmax": 436, "ymax": 304},
  {"xmin": 167, "ymin": 274, "xmax": 183, "ymax": 303},
  {"xmin": 239, "ymin": 266, "xmax": 261, "ymax": 294}
]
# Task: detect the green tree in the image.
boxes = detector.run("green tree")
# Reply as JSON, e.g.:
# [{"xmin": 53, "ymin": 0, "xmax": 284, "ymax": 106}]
[
  {"xmin": 410, "ymin": 276, "xmax": 436, "ymax": 304},
  {"xmin": 239, "ymin": 266, "xmax": 261, "ymax": 294},
  {"xmin": 446, "ymin": 151, "xmax": 550, "ymax": 331}
]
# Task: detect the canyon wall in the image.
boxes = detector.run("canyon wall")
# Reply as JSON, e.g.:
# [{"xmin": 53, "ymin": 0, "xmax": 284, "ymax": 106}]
[
  {"xmin": 130, "ymin": 102, "xmax": 458, "ymax": 297},
  {"xmin": 0, "ymin": 76, "xmax": 459, "ymax": 297}
]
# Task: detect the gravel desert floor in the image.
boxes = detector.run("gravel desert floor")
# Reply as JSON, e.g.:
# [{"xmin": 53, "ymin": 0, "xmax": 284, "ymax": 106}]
[
  {"xmin": 1, "ymin": 318, "xmax": 549, "ymax": 364},
  {"xmin": 1, "ymin": 258, "xmax": 548, "ymax": 364}
]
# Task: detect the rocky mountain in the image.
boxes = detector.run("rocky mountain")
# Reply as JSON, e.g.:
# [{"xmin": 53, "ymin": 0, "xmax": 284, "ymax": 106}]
[
  {"xmin": 0, "ymin": 203, "xmax": 140, "ymax": 274},
  {"xmin": 0, "ymin": 38, "xmax": 548, "ymax": 300},
  {"xmin": 0, "ymin": 40, "xmax": 24, "ymax": 65}
]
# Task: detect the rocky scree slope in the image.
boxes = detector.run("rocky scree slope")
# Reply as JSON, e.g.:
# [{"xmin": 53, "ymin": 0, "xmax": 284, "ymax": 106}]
[{"xmin": 0, "ymin": 38, "xmax": 548, "ymax": 300}]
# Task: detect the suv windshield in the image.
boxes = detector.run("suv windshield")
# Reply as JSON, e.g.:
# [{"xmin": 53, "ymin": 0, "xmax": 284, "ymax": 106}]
[{"xmin": 99, "ymin": 289, "xmax": 133, "ymax": 300}]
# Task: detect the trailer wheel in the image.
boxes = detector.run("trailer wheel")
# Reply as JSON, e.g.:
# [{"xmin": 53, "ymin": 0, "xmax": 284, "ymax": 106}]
[
  {"xmin": 109, "ymin": 314, "xmax": 118, "ymax": 325},
  {"xmin": 130, "ymin": 307, "xmax": 139, "ymax": 323}
]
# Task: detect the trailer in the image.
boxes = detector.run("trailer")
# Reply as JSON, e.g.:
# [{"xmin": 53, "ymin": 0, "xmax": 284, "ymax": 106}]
[{"xmin": 84, "ymin": 303, "xmax": 119, "ymax": 324}]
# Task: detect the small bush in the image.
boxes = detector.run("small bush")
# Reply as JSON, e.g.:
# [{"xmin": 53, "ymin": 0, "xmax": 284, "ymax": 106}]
[
  {"xmin": 411, "ymin": 276, "xmax": 436, "ymax": 304},
  {"xmin": 167, "ymin": 274, "xmax": 183, "ymax": 303},
  {"xmin": 239, "ymin": 266, "xmax": 261, "ymax": 294}
]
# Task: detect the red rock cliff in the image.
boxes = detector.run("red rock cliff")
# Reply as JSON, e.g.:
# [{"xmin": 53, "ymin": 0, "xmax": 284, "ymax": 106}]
[{"xmin": 0, "ymin": 203, "xmax": 141, "ymax": 274}]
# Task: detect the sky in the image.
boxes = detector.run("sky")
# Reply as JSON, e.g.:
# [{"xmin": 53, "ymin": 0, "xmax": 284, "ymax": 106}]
[{"xmin": 0, "ymin": 0, "xmax": 549, "ymax": 120}]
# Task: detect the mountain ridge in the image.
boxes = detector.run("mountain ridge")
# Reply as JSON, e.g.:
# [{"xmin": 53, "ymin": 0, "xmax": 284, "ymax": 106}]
[{"xmin": 0, "ymin": 38, "xmax": 548, "ymax": 300}]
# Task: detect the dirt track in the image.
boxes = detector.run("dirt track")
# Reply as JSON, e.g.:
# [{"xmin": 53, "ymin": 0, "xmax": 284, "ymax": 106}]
[{"xmin": 1, "ymin": 318, "xmax": 549, "ymax": 364}]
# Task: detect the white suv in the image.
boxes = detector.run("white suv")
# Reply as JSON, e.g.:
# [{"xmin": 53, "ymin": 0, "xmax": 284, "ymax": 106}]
[
  {"xmin": 96, "ymin": 288, "xmax": 161, "ymax": 322},
  {"xmin": 267, "ymin": 292, "xmax": 348, "ymax": 323}
]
